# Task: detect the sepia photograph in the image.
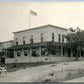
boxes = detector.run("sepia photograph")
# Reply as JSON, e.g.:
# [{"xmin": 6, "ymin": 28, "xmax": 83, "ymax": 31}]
[{"xmin": 0, "ymin": 1, "xmax": 84, "ymax": 82}]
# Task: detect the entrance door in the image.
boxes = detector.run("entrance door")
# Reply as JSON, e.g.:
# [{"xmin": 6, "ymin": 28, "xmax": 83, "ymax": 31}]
[
  {"xmin": 1, "ymin": 57, "xmax": 5, "ymax": 64},
  {"xmin": 68, "ymin": 48, "xmax": 71, "ymax": 57}
]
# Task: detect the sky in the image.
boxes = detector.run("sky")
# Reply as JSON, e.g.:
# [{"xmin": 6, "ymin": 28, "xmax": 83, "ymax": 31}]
[{"xmin": 0, "ymin": 1, "xmax": 84, "ymax": 42}]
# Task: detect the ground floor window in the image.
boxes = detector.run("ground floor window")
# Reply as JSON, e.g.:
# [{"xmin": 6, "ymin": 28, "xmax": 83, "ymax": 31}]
[
  {"xmin": 73, "ymin": 52, "xmax": 76, "ymax": 57},
  {"xmin": 32, "ymin": 48, "xmax": 37, "ymax": 57},
  {"xmin": 81, "ymin": 52, "xmax": 84, "ymax": 57},
  {"xmin": 51, "ymin": 51, "xmax": 56, "ymax": 55},
  {"xmin": 41, "ymin": 47, "xmax": 46, "ymax": 56},
  {"xmin": 8, "ymin": 50, "xmax": 14, "ymax": 58},
  {"xmin": 17, "ymin": 51, "xmax": 20, "ymax": 57},
  {"xmin": 24, "ymin": 50, "xmax": 28, "ymax": 56}
]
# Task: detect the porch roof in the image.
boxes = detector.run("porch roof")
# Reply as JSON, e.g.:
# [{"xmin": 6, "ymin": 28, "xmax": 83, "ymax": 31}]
[{"xmin": 8, "ymin": 41, "xmax": 66, "ymax": 50}]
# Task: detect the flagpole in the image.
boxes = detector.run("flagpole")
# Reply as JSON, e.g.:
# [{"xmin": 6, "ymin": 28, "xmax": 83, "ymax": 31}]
[
  {"xmin": 29, "ymin": 9, "xmax": 31, "ymax": 29},
  {"xmin": 28, "ymin": 9, "xmax": 31, "ymax": 63}
]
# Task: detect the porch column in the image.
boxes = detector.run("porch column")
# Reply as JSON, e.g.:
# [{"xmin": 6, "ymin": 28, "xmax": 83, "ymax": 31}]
[
  {"xmin": 29, "ymin": 47, "xmax": 32, "ymax": 57},
  {"xmin": 39, "ymin": 46, "xmax": 41, "ymax": 57},
  {"xmin": 79, "ymin": 52, "xmax": 81, "ymax": 57},
  {"xmin": 71, "ymin": 49, "xmax": 73, "ymax": 57},
  {"xmin": 71, "ymin": 52, "xmax": 73, "ymax": 57},
  {"xmin": 5, "ymin": 49, "xmax": 7, "ymax": 58},
  {"xmin": 21, "ymin": 48, "xmax": 24, "ymax": 57},
  {"xmin": 29, "ymin": 47, "xmax": 32, "ymax": 62},
  {"xmin": 14, "ymin": 49, "xmax": 16, "ymax": 58},
  {"xmin": 61, "ymin": 46, "xmax": 63, "ymax": 56}
]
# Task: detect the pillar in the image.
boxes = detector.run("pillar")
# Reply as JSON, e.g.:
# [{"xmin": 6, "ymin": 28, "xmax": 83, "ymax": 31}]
[
  {"xmin": 79, "ymin": 52, "xmax": 81, "ymax": 57},
  {"xmin": 29, "ymin": 47, "xmax": 32, "ymax": 62},
  {"xmin": 14, "ymin": 49, "xmax": 16, "ymax": 58},
  {"xmin": 5, "ymin": 49, "xmax": 7, "ymax": 58},
  {"xmin": 61, "ymin": 46, "xmax": 63, "ymax": 56},
  {"xmin": 39, "ymin": 46, "xmax": 41, "ymax": 57},
  {"xmin": 71, "ymin": 49, "xmax": 73, "ymax": 57},
  {"xmin": 29, "ymin": 47, "xmax": 32, "ymax": 57},
  {"xmin": 14, "ymin": 49, "xmax": 18, "ymax": 63},
  {"xmin": 21, "ymin": 48, "xmax": 24, "ymax": 57}
]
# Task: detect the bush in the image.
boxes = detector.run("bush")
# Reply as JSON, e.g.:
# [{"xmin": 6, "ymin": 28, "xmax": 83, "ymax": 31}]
[{"xmin": 12, "ymin": 64, "xmax": 17, "ymax": 68}]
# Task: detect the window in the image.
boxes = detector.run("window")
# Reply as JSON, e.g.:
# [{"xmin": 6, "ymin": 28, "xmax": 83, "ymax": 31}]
[
  {"xmin": 30, "ymin": 35, "xmax": 34, "ymax": 43},
  {"xmin": 41, "ymin": 47, "xmax": 46, "ymax": 56},
  {"xmin": 81, "ymin": 52, "xmax": 83, "ymax": 57},
  {"xmin": 58, "ymin": 34, "xmax": 61, "ymax": 42},
  {"xmin": 31, "ymin": 39, "xmax": 33, "ymax": 43},
  {"xmin": 23, "ymin": 37, "xmax": 25, "ymax": 45},
  {"xmin": 24, "ymin": 50, "xmax": 28, "ymax": 56},
  {"xmin": 16, "ymin": 41, "xmax": 18, "ymax": 45},
  {"xmin": 23, "ymin": 41, "xmax": 25, "ymax": 45},
  {"xmin": 41, "ymin": 33, "xmax": 44, "ymax": 42},
  {"xmin": 9, "ymin": 50, "xmax": 14, "ymax": 58},
  {"xmin": 17, "ymin": 51, "xmax": 20, "ymax": 57},
  {"xmin": 32, "ymin": 48, "xmax": 37, "ymax": 56},
  {"xmin": 62, "ymin": 35, "xmax": 65, "ymax": 43},
  {"xmin": 52, "ymin": 33, "xmax": 54, "ymax": 42},
  {"xmin": 15, "ymin": 38, "xmax": 18, "ymax": 45}
]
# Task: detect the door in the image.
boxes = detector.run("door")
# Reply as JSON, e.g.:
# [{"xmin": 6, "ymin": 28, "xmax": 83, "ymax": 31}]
[{"xmin": 68, "ymin": 48, "xmax": 71, "ymax": 57}]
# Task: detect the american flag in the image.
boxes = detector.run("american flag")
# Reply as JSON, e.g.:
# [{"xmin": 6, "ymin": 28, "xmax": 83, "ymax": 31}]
[{"xmin": 30, "ymin": 10, "xmax": 37, "ymax": 16}]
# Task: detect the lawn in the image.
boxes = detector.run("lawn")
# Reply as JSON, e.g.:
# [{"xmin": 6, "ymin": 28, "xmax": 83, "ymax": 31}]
[{"xmin": 0, "ymin": 61, "xmax": 84, "ymax": 82}]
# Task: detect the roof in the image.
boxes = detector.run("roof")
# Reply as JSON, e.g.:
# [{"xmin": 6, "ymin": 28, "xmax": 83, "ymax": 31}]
[
  {"xmin": 8, "ymin": 41, "xmax": 66, "ymax": 50},
  {"xmin": 13, "ymin": 24, "xmax": 67, "ymax": 34},
  {"xmin": 0, "ymin": 40, "xmax": 14, "ymax": 44}
]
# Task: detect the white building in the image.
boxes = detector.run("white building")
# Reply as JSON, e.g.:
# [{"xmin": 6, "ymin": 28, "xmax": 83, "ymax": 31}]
[
  {"xmin": 5, "ymin": 24, "xmax": 76, "ymax": 63},
  {"xmin": 1, "ymin": 24, "xmax": 80, "ymax": 63},
  {"xmin": 13, "ymin": 24, "xmax": 67, "ymax": 45}
]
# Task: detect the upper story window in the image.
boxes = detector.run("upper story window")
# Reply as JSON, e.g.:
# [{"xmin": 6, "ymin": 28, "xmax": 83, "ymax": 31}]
[
  {"xmin": 62, "ymin": 35, "xmax": 65, "ymax": 43},
  {"xmin": 52, "ymin": 33, "xmax": 54, "ymax": 42},
  {"xmin": 30, "ymin": 35, "xmax": 34, "ymax": 43},
  {"xmin": 23, "ymin": 37, "xmax": 25, "ymax": 45},
  {"xmin": 41, "ymin": 33, "xmax": 44, "ymax": 42},
  {"xmin": 15, "ymin": 38, "xmax": 18, "ymax": 45},
  {"xmin": 58, "ymin": 34, "xmax": 61, "ymax": 43}
]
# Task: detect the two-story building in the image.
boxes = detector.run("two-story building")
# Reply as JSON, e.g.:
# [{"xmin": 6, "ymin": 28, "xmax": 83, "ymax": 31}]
[{"xmin": 5, "ymin": 24, "xmax": 75, "ymax": 63}]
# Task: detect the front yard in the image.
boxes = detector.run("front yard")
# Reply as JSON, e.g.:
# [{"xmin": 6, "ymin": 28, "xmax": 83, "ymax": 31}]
[{"xmin": 0, "ymin": 61, "xmax": 84, "ymax": 82}]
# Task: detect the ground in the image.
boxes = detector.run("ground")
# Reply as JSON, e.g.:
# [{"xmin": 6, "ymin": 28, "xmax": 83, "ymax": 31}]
[{"xmin": 0, "ymin": 61, "xmax": 84, "ymax": 82}]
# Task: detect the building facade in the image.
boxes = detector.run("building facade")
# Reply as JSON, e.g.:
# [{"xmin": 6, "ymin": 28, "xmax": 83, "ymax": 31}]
[
  {"xmin": 5, "ymin": 24, "xmax": 74, "ymax": 63},
  {"xmin": 0, "ymin": 24, "xmax": 79, "ymax": 63},
  {"xmin": 0, "ymin": 40, "xmax": 14, "ymax": 50},
  {"xmin": 0, "ymin": 40, "xmax": 14, "ymax": 63},
  {"xmin": 13, "ymin": 24, "xmax": 67, "ymax": 56}
]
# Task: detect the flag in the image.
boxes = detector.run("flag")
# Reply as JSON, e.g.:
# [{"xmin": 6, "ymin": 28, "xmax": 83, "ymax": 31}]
[{"xmin": 30, "ymin": 10, "xmax": 37, "ymax": 16}]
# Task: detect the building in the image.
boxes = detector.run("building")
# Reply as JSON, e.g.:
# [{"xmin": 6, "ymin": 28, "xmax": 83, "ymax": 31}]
[
  {"xmin": 0, "ymin": 40, "xmax": 14, "ymax": 63},
  {"xmin": 5, "ymin": 24, "xmax": 75, "ymax": 63},
  {"xmin": 0, "ymin": 40, "xmax": 14, "ymax": 50},
  {"xmin": 1, "ymin": 24, "xmax": 81, "ymax": 63}
]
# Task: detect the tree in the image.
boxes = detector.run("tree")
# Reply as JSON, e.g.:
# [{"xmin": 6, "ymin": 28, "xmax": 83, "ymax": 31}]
[
  {"xmin": 65, "ymin": 27, "xmax": 84, "ymax": 60},
  {"xmin": 46, "ymin": 42, "xmax": 60, "ymax": 56}
]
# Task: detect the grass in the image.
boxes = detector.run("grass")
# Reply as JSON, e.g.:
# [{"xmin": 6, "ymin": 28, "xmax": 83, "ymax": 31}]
[
  {"xmin": 46, "ymin": 69, "xmax": 84, "ymax": 82},
  {"xmin": 3, "ymin": 61, "xmax": 58, "ymax": 72},
  {"xmin": 1, "ymin": 61, "xmax": 84, "ymax": 82}
]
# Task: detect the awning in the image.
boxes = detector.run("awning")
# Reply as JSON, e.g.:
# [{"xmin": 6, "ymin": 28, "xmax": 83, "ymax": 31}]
[{"xmin": 8, "ymin": 41, "xmax": 66, "ymax": 50}]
